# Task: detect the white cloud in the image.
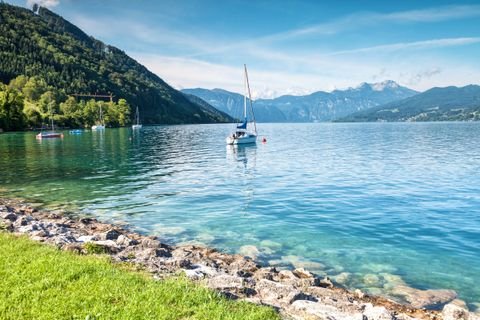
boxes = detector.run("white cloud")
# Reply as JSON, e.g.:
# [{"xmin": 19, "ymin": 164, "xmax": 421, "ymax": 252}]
[
  {"xmin": 26, "ymin": 0, "xmax": 59, "ymax": 8},
  {"xmin": 260, "ymin": 5, "xmax": 480, "ymax": 43},
  {"xmin": 327, "ymin": 37, "xmax": 480, "ymax": 56},
  {"xmin": 130, "ymin": 51, "xmax": 480, "ymax": 98}
]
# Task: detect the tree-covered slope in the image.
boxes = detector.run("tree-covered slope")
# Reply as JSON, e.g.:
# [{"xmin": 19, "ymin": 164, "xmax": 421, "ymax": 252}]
[
  {"xmin": 0, "ymin": 3, "xmax": 232, "ymax": 124},
  {"xmin": 338, "ymin": 85, "xmax": 480, "ymax": 122}
]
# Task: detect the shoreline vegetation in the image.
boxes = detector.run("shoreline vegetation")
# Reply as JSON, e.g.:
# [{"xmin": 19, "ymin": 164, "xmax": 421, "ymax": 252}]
[
  {"xmin": 0, "ymin": 75, "xmax": 131, "ymax": 132},
  {"xmin": 1, "ymin": 197, "xmax": 477, "ymax": 320}
]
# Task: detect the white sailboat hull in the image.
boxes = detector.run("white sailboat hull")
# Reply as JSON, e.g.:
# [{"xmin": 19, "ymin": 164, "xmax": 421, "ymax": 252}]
[
  {"xmin": 92, "ymin": 125, "xmax": 105, "ymax": 130},
  {"xmin": 132, "ymin": 124, "xmax": 142, "ymax": 129},
  {"xmin": 226, "ymin": 133, "xmax": 257, "ymax": 145}
]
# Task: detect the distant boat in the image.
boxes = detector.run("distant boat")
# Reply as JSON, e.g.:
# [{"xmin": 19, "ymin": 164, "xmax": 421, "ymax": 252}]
[
  {"xmin": 36, "ymin": 105, "xmax": 63, "ymax": 139},
  {"xmin": 226, "ymin": 64, "xmax": 257, "ymax": 145},
  {"xmin": 132, "ymin": 107, "xmax": 142, "ymax": 129},
  {"xmin": 92, "ymin": 104, "xmax": 105, "ymax": 130},
  {"xmin": 69, "ymin": 129, "xmax": 83, "ymax": 134}
]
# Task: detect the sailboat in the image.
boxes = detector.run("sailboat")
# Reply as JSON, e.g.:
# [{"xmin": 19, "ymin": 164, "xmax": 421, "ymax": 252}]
[
  {"xmin": 36, "ymin": 104, "xmax": 63, "ymax": 139},
  {"xmin": 226, "ymin": 64, "xmax": 257, "ymax": 145},
  {"xmin": 132, "ymin": 107, "xmax": 142, "ymax": 129},
  {"xmin": 91, "ymin": 104, "xmax": 105, "ymax": 130}
]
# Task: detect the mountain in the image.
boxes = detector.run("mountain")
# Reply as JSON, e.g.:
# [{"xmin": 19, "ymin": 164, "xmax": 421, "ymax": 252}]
[
  {"xmin": 181, "ymin": 88, "xmax": 287, "ymax": 122},
  {"xmin": 338, "ymin": 85, "xmax": 480, "ymax": 122},
  {"xmin": 182, "ymin": 81, "xmax": 418, "ymax": 122},
  {"xmin": 0, "ymin": 3, "xmax": 233, "ymax": 124}
]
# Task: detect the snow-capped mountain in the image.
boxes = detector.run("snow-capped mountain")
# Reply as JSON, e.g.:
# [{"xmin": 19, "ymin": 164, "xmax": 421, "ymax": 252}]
[{"xmin": 182, "ymin": 81, "xmax": 418, "ymax": 122}]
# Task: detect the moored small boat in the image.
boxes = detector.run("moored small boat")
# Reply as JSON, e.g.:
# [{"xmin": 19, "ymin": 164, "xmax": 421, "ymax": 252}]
[
  {"xmin": 226, "ymin": 64, "xmax": 257, "ymax": 145},
  {"xmin": 132, "ymin": 107, "xmax": 142, "ymax": 129},
  {"xmin": 36, "ymin": 131, "xmax": 63, "ymax": 139},
  {"xmin": 91, "ymin": 104, "xmax": 105, "ymax": 130}
]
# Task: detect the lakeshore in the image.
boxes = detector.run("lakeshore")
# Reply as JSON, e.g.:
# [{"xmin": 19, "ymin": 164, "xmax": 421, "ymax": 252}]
[{"xmin": 1, "ymin": 197, "xmax": 478, "ymax": 320}]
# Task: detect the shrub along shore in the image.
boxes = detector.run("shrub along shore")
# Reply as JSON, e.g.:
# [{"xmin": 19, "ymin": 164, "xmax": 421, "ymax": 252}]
[{"xmin": 0, "ymin": 197, "xmax": 476, "ymax": 320}]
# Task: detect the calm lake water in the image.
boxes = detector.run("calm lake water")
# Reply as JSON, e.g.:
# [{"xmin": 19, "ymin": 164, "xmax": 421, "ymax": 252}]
[{"xmin": 1, "ymin": 122, "xmax": 479, "ymax": 307}]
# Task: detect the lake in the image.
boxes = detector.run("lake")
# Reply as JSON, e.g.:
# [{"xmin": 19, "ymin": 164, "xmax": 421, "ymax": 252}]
[{"xmin": 1, "ymin": 122, "xmax": 479, "ymax": 308}]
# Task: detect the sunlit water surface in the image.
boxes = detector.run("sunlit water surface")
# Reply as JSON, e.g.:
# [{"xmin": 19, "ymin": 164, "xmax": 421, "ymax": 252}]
[{"xmin": 1, "ymin": 123, "xmax": 479, "ymax": 307}]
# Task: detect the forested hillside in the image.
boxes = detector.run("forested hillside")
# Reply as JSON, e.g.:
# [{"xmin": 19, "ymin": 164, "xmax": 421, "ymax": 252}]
[{"xmin": 0, "ymin": 3, "xmax": 232, "ymax": 129}]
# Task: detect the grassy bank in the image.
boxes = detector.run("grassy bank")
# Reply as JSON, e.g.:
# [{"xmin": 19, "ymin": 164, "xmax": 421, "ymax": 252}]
[{"xmin": 0, "ymin": 232, "xmax": 279, "ymax": 320}]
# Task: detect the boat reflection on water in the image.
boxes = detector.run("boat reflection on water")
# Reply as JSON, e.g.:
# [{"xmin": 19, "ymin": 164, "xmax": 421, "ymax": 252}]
[
  {"xmin": 226, "ymin": 144, "xmax": 257, "ymax": 215},
  {"xmin": 226, "ymin": 144, "xmax": 257, "ymax": 169}
]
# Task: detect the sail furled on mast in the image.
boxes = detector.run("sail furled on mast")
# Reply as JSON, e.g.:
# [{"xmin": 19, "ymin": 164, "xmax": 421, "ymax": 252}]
[{"xmin": 236, "ymin": 118, "xmax": 247, "ymax": 129}]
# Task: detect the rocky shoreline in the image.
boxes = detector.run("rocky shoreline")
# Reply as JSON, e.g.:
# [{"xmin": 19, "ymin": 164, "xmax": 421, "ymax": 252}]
[{"xmin": 0, "ymin": 197, "xmax": 477, "ymax": 320}]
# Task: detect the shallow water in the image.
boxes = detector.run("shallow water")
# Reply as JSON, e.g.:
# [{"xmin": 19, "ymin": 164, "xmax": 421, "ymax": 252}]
[{"xmin": 1, "ymin": 123, "xmax": 479, "ymax": 307}]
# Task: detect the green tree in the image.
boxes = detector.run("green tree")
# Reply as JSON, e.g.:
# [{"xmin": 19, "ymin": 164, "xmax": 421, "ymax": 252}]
[
  {"xmin": 0, "ymin": 85, "xmax": 26, "ymax": 131},
  {"xmin": 83, "ymin": 99, "xmax": 97, "ymax": 126},
  {"xmin": 117, "ymin": 98, "xmax": 130, "ymax": 126},
  {"xmin": 22, "ymin": 77, "xmax": 47, "ymax": 102}
]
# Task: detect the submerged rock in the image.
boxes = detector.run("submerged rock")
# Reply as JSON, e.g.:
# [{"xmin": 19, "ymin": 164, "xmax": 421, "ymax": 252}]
[
  {"xmin": 391, "ymin": 285, "xmax": 457, "ymax": 309},
  {"xmin": 239, "ymin": 245, "xmax": 260, "ymax": 259},
  {"xmin": 363, "ymin": 274, "xmax": 382, "ymax": 287}
]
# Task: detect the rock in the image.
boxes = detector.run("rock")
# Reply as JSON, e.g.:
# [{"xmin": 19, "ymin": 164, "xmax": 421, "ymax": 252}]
[
  {"xmin": 381, "ymin": 273, "xmax": 406, "ymax": 290},
  {"xmin": 184, "ymin": 269, "xmax": 205, "ymax": 280},
  {"xmin": 333, "ymin": 272, "xmax": 351, "ymax": 285},
  {"xmin": 77, "ymin": 235, "xmax": 97, "ymax": 243},
  {"xmin": 442, "ymin": 301, "xmax": 470, "ymax": 320},
  {"xmin": 103, "ymin": 229, "xmax": 121, "ymax": 240},
  {"xmin": 256, "ymin": 279, "xmax": 312, "ymax": 307},
  {"xmin": 292, "ymin": 268, "xmax": 314, "ymax": 279},
  {"xmin": 51, "ymin": 235, "xmax": 77, "ymax": 246},
  {"xmin": 2, "ymin": 212, "xmax": 17, "ymax": 221},
  {"xmin": 239, "ymin": 245, "xmax": 260, "ymax": 259},
  {"xmin": 254, "ymin": 267, "xmax": 277, "ymax": 281},
  {"xmin": 207, "ymin": 274, "xmax": 244, "ymax": 290},
  {"xmin": 31, "ymin": 230, "xmax": 49, "ymax": 238},
  {"xmin": 14, "ymin": 216, "xmax": 32, "ymax": 226},
  {"xmin": 288, "ymin": 300, "xmax": 354, "ymax": 320},
  {"xmin": 79, "ymin": 217, "xmax": 95, "ymax": 224},
  {"xmin": 363, "ymin": 274, "xmax": 382, "ymax": 287},
  {"xmin": 116, "ymin": 234, "xmax": 137, "ymax": 246},
  {"xmin": 354, "ymin": 289, "xmax": 365, "ymax": 299},
  {"xmin": 63, "ymin": 243, "xmax": 83, "ymax": 254},
  {"xmin": 190, "ymin": 264, "xmax": 218, "ymax": 277},
  {"xmin": 318, "ymin": 276, "xmax": 333, "ymax": 288},
  {"xmin": 363, "ymin": 303, "xmax": 393, "ymax": 320},
  {"xmin": 136, "ymin": 248, "xmax": 171, "ymax": 260},
  {"xmin": 260, "ymin": 239, "xmax": 282, "ymax": 250},
  {"xmin": 141, "ymin": 237, "xmax": 161, "ymax": 249},
  {"xmin": 278, "ymin": 270, "xmax": 298, "ymax": 281},
  {"xmin": 391, "ymin": 285, "xmax": 457, "ymax": 309}
]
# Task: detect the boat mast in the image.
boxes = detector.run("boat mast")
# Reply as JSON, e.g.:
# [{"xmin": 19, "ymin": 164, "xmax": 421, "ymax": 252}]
[
  {"xmin": 49, "ymin": 103, "xmax": 54, "ymax": 131},
  {"xmin": 243, "ymin": 65, "xmax": 247, "ymax": 122},
  {"xmin": 244, "ymin": 64, "xmax": 257, "ymax": 135}
]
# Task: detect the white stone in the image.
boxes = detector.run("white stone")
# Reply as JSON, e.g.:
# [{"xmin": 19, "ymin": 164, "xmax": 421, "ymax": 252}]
[
  {"xmin": 442, "ymin": 301, "xmax": 470, "ymax": 320},
  {"xmin": 289, "ymin": 300, "xmax": 363, "ymax": 320},
  {"xmin": 77, "ymin": 235, "xmax": 95, "ymax": 243},
  {"xmin": 363, "ymin": 303, "xmax": 393, "ymax": 320}
]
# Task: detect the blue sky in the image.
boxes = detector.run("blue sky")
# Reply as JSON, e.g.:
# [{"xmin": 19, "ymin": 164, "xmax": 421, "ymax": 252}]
[{"xmin": 7, "ymin": 0, "xmax": 480, "ymax": 98}]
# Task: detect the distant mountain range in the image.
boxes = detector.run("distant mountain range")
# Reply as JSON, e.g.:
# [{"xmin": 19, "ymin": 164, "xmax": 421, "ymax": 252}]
[
  {"xmin": 0, "ymin": 3, "xmax": 233, "ymax": 124},
  {"xmin": 182, "ymin": 81, "xmax": 418, "ymax": 122},
  {"xmin": 338, "ymin": 85, "xmax": 480, "ymax": 122}
]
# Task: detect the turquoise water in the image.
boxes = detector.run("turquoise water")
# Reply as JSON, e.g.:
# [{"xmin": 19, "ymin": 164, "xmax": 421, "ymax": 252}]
[{"xmin": 1, "ymin": 123, "xmax": 479, "ymax": 307}]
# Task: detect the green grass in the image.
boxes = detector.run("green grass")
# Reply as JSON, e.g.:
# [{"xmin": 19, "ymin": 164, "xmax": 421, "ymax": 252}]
[{"xmin": 0, "ymin": 233, "xmax": 279, "ymax": 320}]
